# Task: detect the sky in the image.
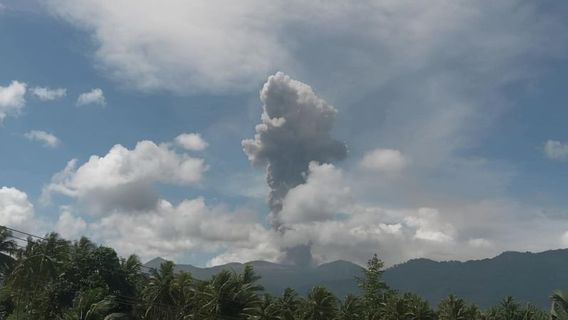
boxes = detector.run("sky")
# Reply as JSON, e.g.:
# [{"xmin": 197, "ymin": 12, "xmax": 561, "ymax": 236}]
[{"xmin": 1, "ymin": 0, "xmax": 568, "ymax": 267}]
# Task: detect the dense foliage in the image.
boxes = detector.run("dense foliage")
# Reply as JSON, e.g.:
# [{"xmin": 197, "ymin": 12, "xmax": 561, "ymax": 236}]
[{"xmin": 0, "ymin": 227, "xmax": 565, "ymax": 320}]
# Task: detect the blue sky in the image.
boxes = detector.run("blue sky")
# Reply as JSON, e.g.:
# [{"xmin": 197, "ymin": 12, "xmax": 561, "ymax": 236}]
[{"xmin": 1, "ymin": 0, "xmax": 568, "ymax": 267}]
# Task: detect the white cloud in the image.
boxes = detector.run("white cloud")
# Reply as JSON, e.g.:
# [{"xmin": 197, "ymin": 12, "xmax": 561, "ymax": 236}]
[
  {"xmin": 51, "ymin": 154, "xmax": 566, "ymax": 267},
  {"xmin": 24, "ymin": 130, "xmax": 61, "ymax": 148},
  {"xmin": 212, "ymin": 197, "xmax": 568, "ymax": 267},
  {"xmin": 468, "ymin": 238, "xmax": 493, "ymax": 249},
  {"xmin": 404, "ymin": 208, "xmax": 454, "ymax": 243},
  {"xmin": 544, "ymin": 140, "xmax": 568, "ymax": 161},
  {"xmin": 209, "ymin": 204, "xmax": 460, "ymax": 267},
  {"xmin": 88, "ymin": 197, "xmax": 265, "ymax": 261},
  {"xmin": 0, "ymin": 81, "xmax": 26, "ymax": 122},
  {"xmin": 45, "ymin": 1, "xmax": 560, "ymax": 218},
  {"xmin": 206, "ymin": 226, "xmax": 283, "ymax": 267},
  {"xmin": 43, "ymin": 140, "xmax": 208, "ymax": 213},
  {"xmin": 203, "ymin": 160, "xmax": 460, "ymax": 266},
  {"xmin": 47, "ymin": 0, "xmax": 288, "ymax": 93},
  {"xmin": 45, "ymin": 1, "xmax": 558, "ymax": 96},
  {"xmin": 562, "ymin": 231, "xmax": 568, "ymax": 247},
  {"xmin": 31, "ymin": 87, "xmax": 67, "ymax": 101},
  {"xmin": 175, "ymin": 133, "xmax": 208, "ymax": 151},
  {"xmin": 272, "ymin": 167, "xmax": 459, "ymax": 265},
  {"xmin": 209, "ymin": 160, "xmax": 568, "ymax": 267},
  {"xmin": 216, "ymin": 171, "xmax": 268, "ymax": 200},
  {"xmin": 77, "ymin": 88, "xmax": 105, "ymax": 106},
  {"xmin": 361, "ymin": 149, "xmax": 409, "ymax": 173},
  {"xmin": 280, "ymin": 162, "xmax": 350, "ymax": 224},
  {"xmin": 40, "ymin": 0, "xmax": 568, "ymax": 266},
  {"xmin": 0, "ymin": 186, "xmax": 35, "ymax": 231},
  {"xmin": 56, "ymin": 209, "xmax": 87, "ymax": 239}
]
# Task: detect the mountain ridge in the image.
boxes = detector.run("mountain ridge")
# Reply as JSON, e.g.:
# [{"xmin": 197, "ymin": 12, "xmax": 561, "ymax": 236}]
[{"xmin": 145, "ymin": 248, "xmax": 568, "ymax": 307}]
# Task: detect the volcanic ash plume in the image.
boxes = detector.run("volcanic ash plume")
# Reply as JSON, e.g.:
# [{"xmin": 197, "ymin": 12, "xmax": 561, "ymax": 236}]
[{"xmin": 242, "ymin": 72, "xmax": 347, "ymax": 231}]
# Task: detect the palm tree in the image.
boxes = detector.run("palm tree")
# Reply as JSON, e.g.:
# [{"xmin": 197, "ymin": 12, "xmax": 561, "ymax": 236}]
[
  {"xmin": 484, "ymin": 298, "xmax": 547, "ymax": 320},
  {"xmin": 8, "ymin": 233, "xmax": 69, "ymax": 291},
  {"xmin": 380, "ymin": 294, "xmax": 408, "ymax": 320},
  {"xmin": 59, "ymin": 288, "xmax": 129, "ymax": 320},
  {"xmin": 142, "ymin": 260, "xmax": 177, "ymax": 319},
  {"xmin": 235, "ymin": 264, "xmax": 263, "ymax": 318},
  {"xmin": 7, "ymin": 233, "xmax": 71, "ymax": 319},
  {"xmin": 255, "ymin": 294, "xmax": 281, "ymax": 320},
  {"xmin": 275, "ymin": 288, "xmax": 302, "ymax": 320},
  {"xmin": 437, "ymin": 295, "xmax": 475, "ymax": 320},
  {"xmin": 199, "ymin": 265, "xmax": 262, "ymax": 319},
  {"xmin": 403, "ymin": 293, "xmax": 435, "ymax": 320},
  {"xmin": 498, "ymin": 296, "xmax": 520, "ymax": 320},
  {"xmin": 521, "ymin": 304, "xmax": 548, "ymax": 320},
  {"xmin": 551, "ymin": 290, "xmax": 568, "ymax": 320},
  {"xmin": 0, "ymin": 227, "xmax": 17, "ymax": 277},
  {"xmin": 170, "ymin": 271, "xmax": 195, "ymax": 317},
  {"xmin": 199, "ymin": 270, "xmax": 237, "ymax": 318},
  {"xmin": 337, "ymin": 294, "xmax": 363, "ymax": 320},
  {"xmin": 301, "ymin": 286, "xmax": 338, "ymax": 320},
  {"xmin": 120, "ymin": 254, "xmax": 144, "ymax": 299},
  {"xmin": 121, "ymin": 254, "xmax": 142, "ymax": 280}
]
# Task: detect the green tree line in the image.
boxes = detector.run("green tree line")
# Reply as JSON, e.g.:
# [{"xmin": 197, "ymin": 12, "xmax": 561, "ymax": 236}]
[{"xmin": 0, "ymin": 227, "xmax": 566, "ymax": 320}]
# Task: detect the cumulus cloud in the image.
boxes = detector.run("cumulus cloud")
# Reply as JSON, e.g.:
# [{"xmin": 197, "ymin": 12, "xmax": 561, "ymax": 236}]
[
  {"xmin": 46, "ymin": 0, "xmax": 289, "ymax": 93},
  {"xmin": 0, "ymin": 186, "xmax": 35, "ymax": 231},
  {"xmin": 264, "ymin": 163, "xmax": 458, "ymax": 265},
  {"xmin": 77, "ymin": 88, "xmax": 105, "ymax": 106},
  {"xmin": 276, "ymin": 208, "xmax": 443, "ymax": 266},
  {"xmin": 361, "ymin": 148, "xmax": 409, "ymax": 173},
  {"xmin": 211, "ymin": 195, "xmax": 568, "ymax": 267},
  {"xmin": 280, "ymin": 162, "xmax": 350, "ymax": 224},
  {"xmin": 78, "ymin": 159, "xmax": 445, "ymax": 266},
  {"xmin": 24, "ymin": 130, "xmax": 61, "ymax": 148},
  {"xmin": 175, "ymin": 133, "xmax": 208, "ymax": 151},
  {"xmin": 52, "ymin": 152, "xmax": 566, "ymax": 267},
  {"xmin": 544, "ymin": 140, "xmax": 568, "ymax": 161},
  {"xmin": 207, "ymin": 230, "xmax": 282, "ymax": 267},
  {"xmin": 243, "ymin": 72, "xmax": 347, "ymax": 229},
  {"xmin": 0, "ymin": 81, "xmax": 26, "ymax": 122},
  {"xmin": 209, "ymin": 204, "xmax": 472, "ymax": 267},
  {"xmin": 56, "ymin": 209, "xmax": 87, "ymax": 239},
  {"xmin": 404, "ymin": 208, "xmax": 454, "ymax": 243},
  {"xmin": 41, "ymin": 0, "xmax": 568, "ymax": 267},
  {"xmin": 42, "ymin": 140, "xmax": 207, "ymax": 214},
  {"xmin": 89, "ymin": 197, "xmax": 266, "ymax": 261},
  {"xmin": 206, "ymin": 160, "xmax": 455, "ymax": 266},
  {"xmin": 209, "ymin": 158, "xmax": 568, "ymax": 267},
  {"xmin": 30, "ymin": 87, "xmax": 67, "ymax": 101}
]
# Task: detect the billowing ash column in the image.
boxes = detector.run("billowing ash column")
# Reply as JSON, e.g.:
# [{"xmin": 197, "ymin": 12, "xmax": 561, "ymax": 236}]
[{"xmin": 242, "ymin": 72, "xmax": 347, "ymax": 265}]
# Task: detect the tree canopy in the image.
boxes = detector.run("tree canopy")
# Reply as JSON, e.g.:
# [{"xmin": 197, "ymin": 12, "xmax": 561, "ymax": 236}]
[{"xmin": 0, "ymin": 226, "xmax": 564, "ymax": 320}]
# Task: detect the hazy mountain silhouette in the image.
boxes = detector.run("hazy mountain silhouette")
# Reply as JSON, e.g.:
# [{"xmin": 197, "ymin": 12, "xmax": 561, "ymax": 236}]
[
  {"xmin": 145, "ymin": 258, "xmax": 364, "ymax": 298},
  {"xmin": 146, "ymin": 248, "xmax": 568, "ymax": 307},
  {"xmin": 384, "ymin": 249, "xmax": 568, "ymax": 307}
]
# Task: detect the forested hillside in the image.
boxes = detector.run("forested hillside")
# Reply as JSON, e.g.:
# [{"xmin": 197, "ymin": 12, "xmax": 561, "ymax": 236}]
[{"xmin": 384, "ymin": 249, "xmax": 568, "ymax": 308}]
